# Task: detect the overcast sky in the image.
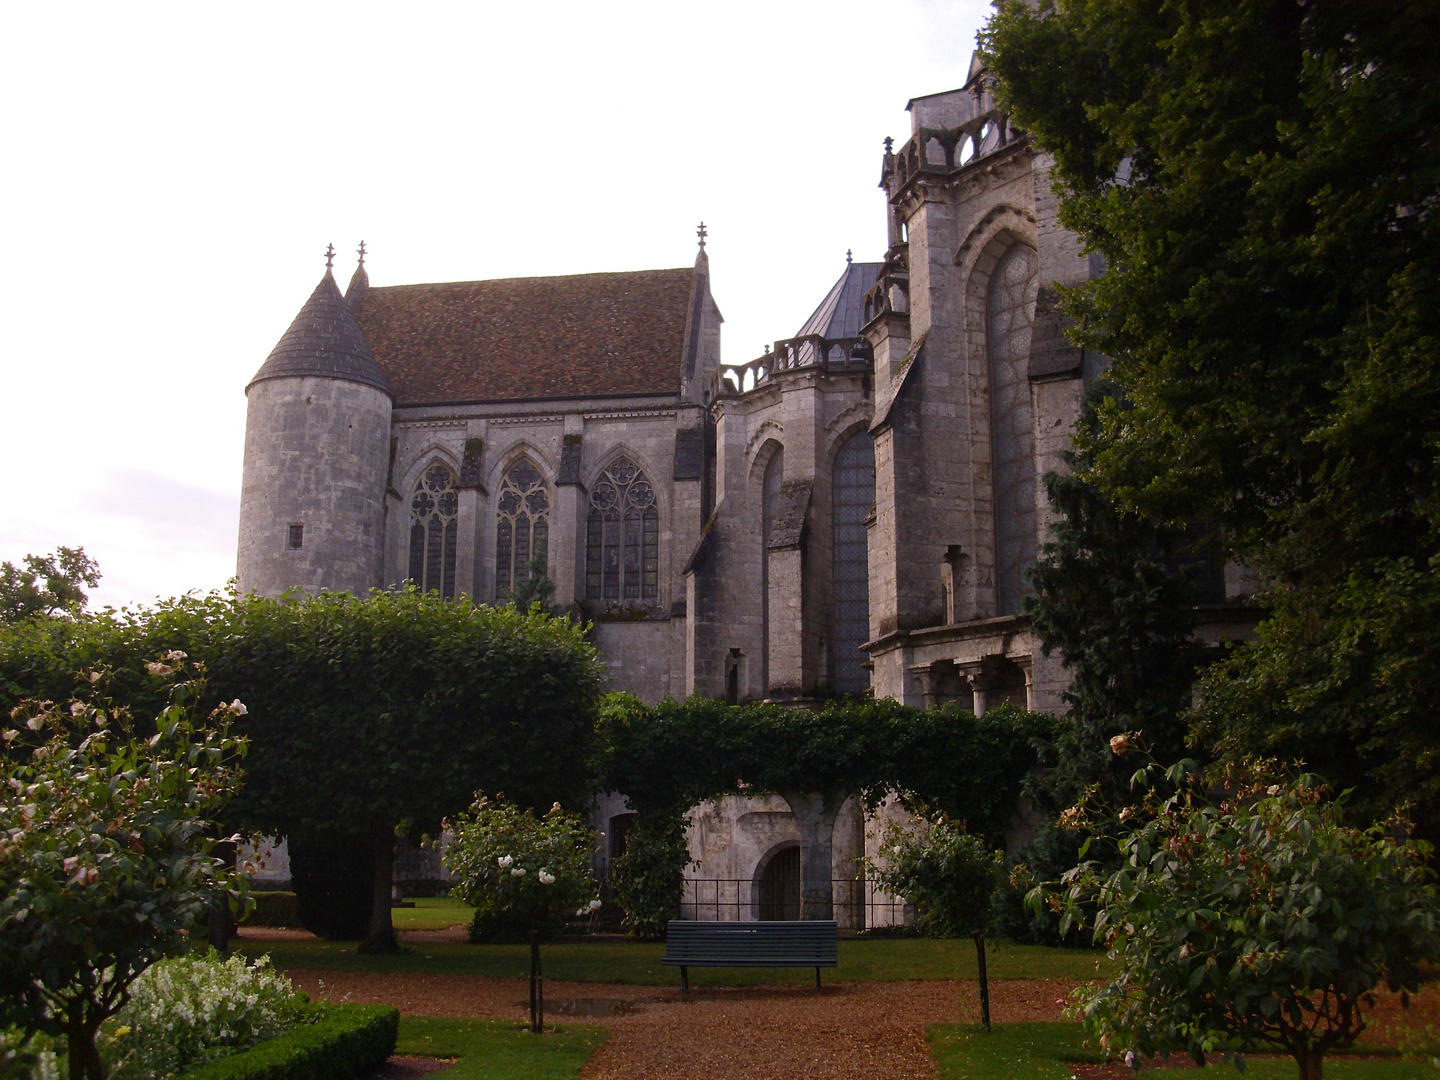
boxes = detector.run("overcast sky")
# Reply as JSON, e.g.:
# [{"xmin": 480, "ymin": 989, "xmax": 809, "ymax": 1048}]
[{"xmin": 0, "ymin": 0, "xmax": 994, "ymax": 610}]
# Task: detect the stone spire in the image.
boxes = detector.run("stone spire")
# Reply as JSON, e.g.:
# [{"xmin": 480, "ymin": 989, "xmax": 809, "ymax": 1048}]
[
  {"xmin": 345, "ymin": 240, "xmax": 369, "ymax": 310},
  {"xmin": 248, "ymin": 256, "xmax": 390, "ymax": 395}
]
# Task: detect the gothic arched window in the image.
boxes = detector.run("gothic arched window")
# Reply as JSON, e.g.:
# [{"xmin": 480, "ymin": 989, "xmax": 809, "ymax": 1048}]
[
  {"xmin": 760, "ymin": 447, "xmax": 784, "ymax": 692},
  {"xmin": 495, "ymin": 460, "xmax": 550, "ymax": 596},
  {"xmin": 986, "ymin": 244, "xmax": 1039, "ymax": 616},
  {"xmin": 831, "ymin": 432, "xmax": 874, "ymax": 693},
  {"xmin": 408, "ymin": 463, "xmax": 458, "ymax": 598},
  {"xmin": 585, "ymin": 457, "xmax": 658, "ymax": 602}
]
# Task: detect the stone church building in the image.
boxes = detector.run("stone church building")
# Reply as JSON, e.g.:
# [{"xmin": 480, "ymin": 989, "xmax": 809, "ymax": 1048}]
[{"xmin": 238, "ymin": 59, "xmax": 1251, "ymax": 923}]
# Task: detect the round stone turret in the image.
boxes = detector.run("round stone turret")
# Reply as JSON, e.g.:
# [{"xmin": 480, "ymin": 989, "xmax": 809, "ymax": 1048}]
[{"xmin": 237, "ymin": 265, "xmax": 393, "ymax": 597}]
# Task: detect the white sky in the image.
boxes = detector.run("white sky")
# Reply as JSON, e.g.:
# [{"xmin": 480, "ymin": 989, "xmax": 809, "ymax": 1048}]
[{"xmin": 0, "ymin": 0, "xmax": 993, "ymax": 611}]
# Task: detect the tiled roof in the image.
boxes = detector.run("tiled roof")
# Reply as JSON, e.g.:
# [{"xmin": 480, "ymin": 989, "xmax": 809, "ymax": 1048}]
[
  {"xmin": 248, "ymin": 271, "xmax": 391, "ymax": 395},
  {"xmin": 795, "ymin": 261, "xmax": 884, "ymax": 339},
  {"xmin": 354, "ymin": 268, "xmax": 695, "ymax": 406}
]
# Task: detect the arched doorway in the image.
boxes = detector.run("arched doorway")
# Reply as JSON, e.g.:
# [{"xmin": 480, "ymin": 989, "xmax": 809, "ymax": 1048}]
[{"xmin": 754, "ymin": 843, "xmax": 800, "ymax": 921}]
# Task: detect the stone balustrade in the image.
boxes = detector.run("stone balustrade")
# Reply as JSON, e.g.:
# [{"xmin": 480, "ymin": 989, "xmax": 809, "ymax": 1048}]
[{"xmin": 713, "ymin": 334, "xmax": 873, "ymax": 398}]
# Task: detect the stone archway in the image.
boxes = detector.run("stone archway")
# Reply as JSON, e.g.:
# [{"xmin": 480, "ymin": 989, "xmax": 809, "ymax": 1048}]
[{"xmin": 753, "ymin": 842, "xmax": 801, "ymax": 921}]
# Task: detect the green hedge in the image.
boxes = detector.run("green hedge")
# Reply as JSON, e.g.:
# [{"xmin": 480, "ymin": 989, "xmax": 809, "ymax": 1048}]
[
  {"xmin": 242, "ymin": 891, "xmax": 301, "ymax": 928},
  {"xmin": 182, "ymin": 1005, "xmax": 398, "ymax": 1080}
]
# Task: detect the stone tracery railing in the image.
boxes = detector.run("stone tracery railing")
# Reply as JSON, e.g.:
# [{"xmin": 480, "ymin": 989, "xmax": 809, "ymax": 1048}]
[{"xmin": 713, "ymin": 334, "xmax": 873, "ymax": 398}]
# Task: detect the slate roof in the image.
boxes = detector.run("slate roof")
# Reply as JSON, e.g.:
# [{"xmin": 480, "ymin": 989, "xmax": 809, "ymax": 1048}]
[
  {"xmin": 354, "ymin": 268, "xmax": 695, "ymax": 406},
  {"xmin": 248, "ymin": 271, "xmax": 391, "ymax": 395},
  {"xmin": 795, "ymin": 261, "xmax": 883, "ymax": 339}
]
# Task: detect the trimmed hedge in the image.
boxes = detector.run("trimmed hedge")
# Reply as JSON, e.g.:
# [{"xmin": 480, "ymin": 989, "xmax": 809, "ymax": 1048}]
[
  {"xmin": 182, "ymin": 1004, "xmax": 398, "ymax": 1080},
  {"xmin": 242, "ymin": 891, "xmax": 301, "ymax": 928}
]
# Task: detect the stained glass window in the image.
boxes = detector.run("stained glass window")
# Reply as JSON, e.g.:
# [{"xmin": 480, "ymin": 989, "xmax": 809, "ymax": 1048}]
[
  {"xmin": 832, "ymin": 432, "xmax": 874, "ymax": 692},
  {"xmin": 585, "ymin": 457, "xmax": 659, "ymax": 602},
  {"xmin": 408, "ymin": 464, "xmax": 458, "ymax": 598},
  {"xmin": 495, "ymin": 460, "xmax": 550, "ymax": 596},
  {"xmin": 987, "ymin": 245, "xmax": 1039, "ymax": 616}
]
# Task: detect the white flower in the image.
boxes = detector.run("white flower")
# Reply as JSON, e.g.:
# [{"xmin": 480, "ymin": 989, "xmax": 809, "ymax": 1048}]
[
  {"xmin": 587, "ymin": 899, "xmax": 603, "ymax": 912},
  {"xmin": 510, "ymin": 867, "xmax": 526, "ymax": 877},
  {"xmin": 538, "ymin": 870, "xmax": 556, "ymax": 885},
  {"xmin": 228, "ymin": 699, "xmax": 248, "ymax": 716},
  {"xmin": 146, "ymin": 662, "xmax": 174, "ymax": 676},
  {"xmin": 497, "ymin": 855, "xmax": 514, "ymax": 869},
  {"xmin": 1125, "ymin": 1050, "xmax": 1138, "ymax": 1070},
  {"xmin": 1109, "ymin": 733, "xmax": 1131, "ymax": 755},
  {"xmin": 69, "ymin": 701, "xmax": 86, "ymax": 717},
  {"xmin": 165, "ymin": 650, "xmax": 188, "ymax": 662}
]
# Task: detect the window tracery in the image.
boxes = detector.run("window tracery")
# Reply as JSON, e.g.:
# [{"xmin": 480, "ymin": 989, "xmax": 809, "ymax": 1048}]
[
  {"xmin": 408, "ymin": 464, "xmax": 458, "ymax": 598},
  {"xmin": 831, "ymin": 432, "xmax": 874, "ymax": 693},
  {"xmin": 585, "ymin": 456, "xmax": 658, "ymax": 602},
  {"xmin": 495, "ymin": 460, "xmax": 550, "ymax": 596},
  {"xmin": 986, "ymin": 244, "xmax": 1039, "ymax": 616}
]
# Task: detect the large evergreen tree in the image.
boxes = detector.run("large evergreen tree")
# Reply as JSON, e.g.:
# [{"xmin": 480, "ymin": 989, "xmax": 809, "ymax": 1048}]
[{"xmin": 984, "ymin": 0, "xmax": 1440, "ymax": 835}]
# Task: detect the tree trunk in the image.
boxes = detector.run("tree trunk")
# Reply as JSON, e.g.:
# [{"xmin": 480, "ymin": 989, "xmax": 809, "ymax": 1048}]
[
  {"xmin": 66, "ymin": 1001, "xmax": 104, "ymax": 1080},
  {"xmin": 208, "ymin": 839, "xmax": 236, "ymax": 953},
  {"xmin": 777, "ymin": 788, "xmax": 846, "ymax": 921},
  {"xmin": 357, "ymin": 827, "xmax": 399, "ymax": 955},
  {"xmin": 1295, "ymin": 1046, "xmax": 1323, "ymax": 1080},
  {"xmin": 529, "ymin": 929, "xmax": 544, "ymax": 1033},
  {"xmin": 972, "ymin": 931, "xmax": 991, "ymax": 1032}
]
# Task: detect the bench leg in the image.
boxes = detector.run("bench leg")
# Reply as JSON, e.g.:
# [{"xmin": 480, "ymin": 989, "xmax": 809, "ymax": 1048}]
[
  {"xmin": 815, "ymin": 967, "xmax": 821, "ymax": 992},
  {"xmin": 681, "ymin": 966, "xmax": 689, "ymax": 993}
]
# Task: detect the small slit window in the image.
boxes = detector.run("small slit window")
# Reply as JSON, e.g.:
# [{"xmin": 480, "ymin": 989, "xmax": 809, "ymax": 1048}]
[{"xmin": 287, "ymin": 524, "xmax": 304, "ymax": 550}]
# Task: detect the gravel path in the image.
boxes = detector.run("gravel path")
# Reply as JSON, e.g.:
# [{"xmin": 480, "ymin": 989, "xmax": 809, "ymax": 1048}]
[{"xmin": 288, "ymin": 969, "xmax": 1076, "ymax": 1080}]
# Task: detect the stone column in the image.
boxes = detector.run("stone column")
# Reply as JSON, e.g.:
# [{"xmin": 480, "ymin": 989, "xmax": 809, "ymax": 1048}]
[{"xmin": 776, "ymin": 787, "xmax": 848, "ymax": 921}]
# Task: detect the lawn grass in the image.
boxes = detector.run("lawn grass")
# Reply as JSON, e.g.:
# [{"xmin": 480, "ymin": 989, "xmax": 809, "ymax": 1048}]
[
  {"xmin": 394, "ymin": 1016, "xmax": 605, "ymax": 1080},
  {"xmin": 391, "ymin": 897, "xmax": 475, "ymax": 932},
  {"xmin": 236, "ymin": 936, "xmax": 1110, "ymax": 986},
  {"xmin": 927, "ymin": 1023, "xmax": 1430, "ymax": 1079}
]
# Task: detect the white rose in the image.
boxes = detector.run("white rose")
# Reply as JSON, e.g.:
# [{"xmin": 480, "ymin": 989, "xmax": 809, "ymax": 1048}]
[
  {"xmin": 510, "ymin": 867, "xmax": 526, "ymax": 877},
  {"xmin": 497, "ymin": 855, "xmax": 514, "ymax": 869},
  {"xmin": 538, "ymin": 870, "xmax": 556, "ymax": 885}
]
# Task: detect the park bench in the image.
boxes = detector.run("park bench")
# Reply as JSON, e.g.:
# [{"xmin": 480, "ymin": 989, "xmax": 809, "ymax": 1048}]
[{"xmin": 661, "ymin": 920, "xmax": 839, "ymax": 991}]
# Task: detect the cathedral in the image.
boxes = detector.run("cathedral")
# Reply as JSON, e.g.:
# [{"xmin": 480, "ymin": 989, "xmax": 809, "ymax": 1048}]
[{"xmin": 238, "ymin": 59, "xmax": 1251, "ymax": 923}]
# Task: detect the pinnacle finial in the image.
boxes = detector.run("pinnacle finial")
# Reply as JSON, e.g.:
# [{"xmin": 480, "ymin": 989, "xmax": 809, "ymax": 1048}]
[
  {"xmin": 357, "ymin": 240, "xmax": 367, "ymax": 268},
  {"xmin": 697, "ymin": 221, "xmax": 707, "ymax": 249},
  {"xmin": 883, "ymin": 136, "xmax": 894, "ymax": 154},
  {"xmin": 325, "ymin": 243, "xmax": 335, "ymax": 270},
  {"xmin": 846, "ymin": 249, "xmax": 853, "ymax": 265}
]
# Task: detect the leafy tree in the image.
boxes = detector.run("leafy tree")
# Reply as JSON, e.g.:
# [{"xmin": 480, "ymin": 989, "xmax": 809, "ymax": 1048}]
[
  {"xmin": 0, "ymin": 659, "xmax": 248, "ymax": 1080},
  {"xmin": 983, "ymin": 0, "xmax": 1440, "ymax": 836},
  {"xmin": 0, "ymin": 588, "xmax": 606, "ymax": 955},
  {"xmin": 443, "ymin": 794, "xmax": 599, "ymax": 1033},
  {"xmin": 0, "ymin": 548, "xmax": 100, "ymax": 623},
  {"xmin": 1046, "ymin": 766, "xmax": 1440, "ymax": 1080},
  {"xmin": 216, "ymin": 588, "xmax": 604, "ymax": 954},
  {"xmin": 867, "ymin": 814, "xmax": 1004, "ymax": 1031}
]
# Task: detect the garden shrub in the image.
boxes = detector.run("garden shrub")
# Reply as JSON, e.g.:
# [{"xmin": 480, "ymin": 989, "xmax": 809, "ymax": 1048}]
[
  {"xmin": 286, "ymin": 833, "xmax": 371, "ymax": 941},
  {"xmin": 179, "ymin": 1005, "xmax": 397, "ymax": 1080},
  {"xmin": 107, "ymin": 951, "xmax": 308, "ymax": 1080},
  {"xmin": 0, "ymin": 1029, "xmax": 58, "ymax": 1080},
  {"xmin": 240, "ymin": 893, "xmax": 300, "ymax": 930}
]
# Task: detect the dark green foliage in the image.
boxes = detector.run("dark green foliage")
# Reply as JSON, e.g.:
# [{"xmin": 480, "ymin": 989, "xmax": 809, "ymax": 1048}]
[
  {"xmin": 596, "ymin": 693, "xmax": 1051, "ymax": 936},
  {"xmin": 0, "ymin": 548, "xmax": 100, "ymax": 623},
  {"xmin": 0, "ymin": 588, "xmax": 606, "ymax": 953},
  {"xmin": 286, "ymin": 835, "xmax": 373, "ymax": 941},
  {"xmin": 467, "ymin": 908, "xmax": 558, "ymax": 945},
  {"xmin": 868, "ymin": 817, "xmax": 1004, "ymax": 940},
  {"xmin": 609, "ymin": 813, "xmax": 692, "ymax": 941},
  {"xmin": 500, "ymin": 554, "xmax": 558, "ymax": 615},
  {"xmin": 180, "ymin": 1004, "xmax": 398, "ymax": 1080},
  {"xmin": 983, "ymin": 0, "xmax": 1440, "ymax": 837},
  {"xmin": 240, "ymin": 892, "xmax": 300, "ymax": 930}
]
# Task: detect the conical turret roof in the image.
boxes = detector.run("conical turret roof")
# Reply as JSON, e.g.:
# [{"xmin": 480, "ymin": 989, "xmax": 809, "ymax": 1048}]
[
  {"xmin": 248, "ymin": 270, "xmax": 391, "ymax": 395},
  {"xmin": 795, "ymin": 257, "xmax": 884, "ymax": 339}
]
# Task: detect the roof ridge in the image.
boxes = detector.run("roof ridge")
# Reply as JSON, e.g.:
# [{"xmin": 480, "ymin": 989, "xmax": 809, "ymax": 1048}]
[{"xmin": 368, "ymin": 266, "xmax": 693, "ymax": 292}]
